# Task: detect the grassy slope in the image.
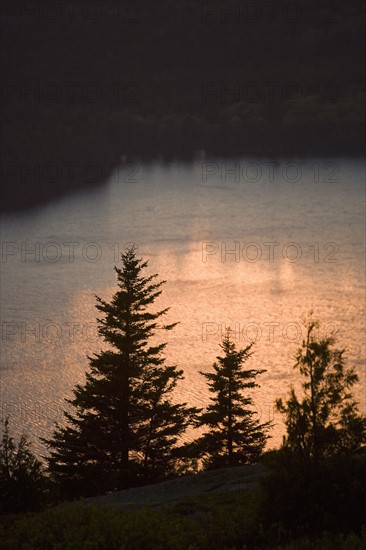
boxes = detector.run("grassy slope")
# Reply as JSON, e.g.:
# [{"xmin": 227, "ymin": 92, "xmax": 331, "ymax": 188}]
[{"xmin": 1, "ymin": 461, "xmax": 365, "ymax": 549}]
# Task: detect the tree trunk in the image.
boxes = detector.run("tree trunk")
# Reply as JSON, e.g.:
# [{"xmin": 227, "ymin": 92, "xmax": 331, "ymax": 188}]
[
  {"xmin": 119, "ymin": 364, "xmax": 129, "ymax": 489},
  {"xmin": 306, "ymin": 328, "xmax": 319, "ymax": 462},
  {"xmin": 228, "ymin": 372, "xmax": 233, "ymax": 466}
]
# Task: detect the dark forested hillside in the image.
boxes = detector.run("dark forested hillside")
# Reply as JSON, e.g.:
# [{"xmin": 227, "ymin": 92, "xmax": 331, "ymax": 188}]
[{"xmin": 1, "ymin": 0, "xmax": 365, "ymax": 210}]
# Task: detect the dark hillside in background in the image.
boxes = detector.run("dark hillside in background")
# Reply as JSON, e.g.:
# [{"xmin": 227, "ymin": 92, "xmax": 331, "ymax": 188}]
[{"xmin": 1, "ymin": 0, "xmax": 365, "ymax": 210}]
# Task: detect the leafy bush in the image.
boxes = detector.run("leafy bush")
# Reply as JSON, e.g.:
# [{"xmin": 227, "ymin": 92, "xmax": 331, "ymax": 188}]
[
  {"xmin": 0, "ymin": 417, "xmax": 48, "ymax": 514},
  {"xmin": 259, "ymin": 450, "xmax": 366, "ymax": 539}
]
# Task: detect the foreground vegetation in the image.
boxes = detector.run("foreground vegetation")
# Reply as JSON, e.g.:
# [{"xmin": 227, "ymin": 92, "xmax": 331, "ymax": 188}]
[{"xmin": 1, "ymin": 452, "xmax": 365, "ymax": 549}]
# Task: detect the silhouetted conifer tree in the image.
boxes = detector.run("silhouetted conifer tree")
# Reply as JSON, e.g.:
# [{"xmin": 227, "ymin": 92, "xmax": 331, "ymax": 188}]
[
  {"xmin": 43, "ymin": 247, "xmax": 195, "ymax": 497},
  {"xmin": 191, "ymin": 332, "xmax": 271, "ymax": 469}
]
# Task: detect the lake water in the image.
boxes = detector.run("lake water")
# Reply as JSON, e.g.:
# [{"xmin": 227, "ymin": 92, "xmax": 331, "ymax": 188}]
[{"xmin": 1, "ymin": 157, "xmax": 365, "ymax": 455}]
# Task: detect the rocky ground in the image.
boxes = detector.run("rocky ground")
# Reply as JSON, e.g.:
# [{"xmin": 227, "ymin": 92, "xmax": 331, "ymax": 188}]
[{"xmin": 89, "ymin": 464, "xmax": 264, "ymax": 509}]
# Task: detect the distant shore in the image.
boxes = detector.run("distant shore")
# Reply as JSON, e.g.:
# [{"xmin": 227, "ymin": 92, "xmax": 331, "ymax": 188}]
[{"xmin": 2, "ymin": 1, "xmax": 364, "ymax": 212}]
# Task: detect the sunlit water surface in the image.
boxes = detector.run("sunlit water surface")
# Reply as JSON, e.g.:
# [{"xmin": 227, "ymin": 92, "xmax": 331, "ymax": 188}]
[{"xmin": 1, "ymin": 157, "xmax": 365, "ymax": 455}]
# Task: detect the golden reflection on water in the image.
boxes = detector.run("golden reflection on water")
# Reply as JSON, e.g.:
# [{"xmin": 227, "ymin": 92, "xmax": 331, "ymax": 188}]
[
  {"xmin": 1, "ymin": 238, "xmax": 365, "ymax": 455},
  {"xmin": 1, "ymin": 159, "xmax": 365, "ymax": 456}
]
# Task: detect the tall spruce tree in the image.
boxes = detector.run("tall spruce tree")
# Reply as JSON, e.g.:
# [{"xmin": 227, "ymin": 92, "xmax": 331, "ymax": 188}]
[
  {"xmin": 276, "ymin": 316, "xmax": 366, "ymax": 462},
  {"xmin": 43, "ymin": 247, "xmax": 194, "ymax": 497},
  {"xmin": 192, "ymin": 332, "xmax": 271, "ymax": 469}
]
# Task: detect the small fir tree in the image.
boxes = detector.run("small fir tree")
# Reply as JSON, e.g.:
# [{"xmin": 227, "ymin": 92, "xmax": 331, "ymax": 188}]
[{"xmin": 193, "ymin": 331, "xmax": 271, "ymax": 469}]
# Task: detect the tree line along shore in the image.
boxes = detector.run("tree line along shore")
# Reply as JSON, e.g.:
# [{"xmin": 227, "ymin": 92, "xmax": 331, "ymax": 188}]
[{"xmin": 1, "ymin": 1, "xmax": 365, "ymax": 210}]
